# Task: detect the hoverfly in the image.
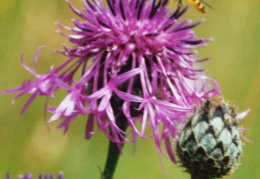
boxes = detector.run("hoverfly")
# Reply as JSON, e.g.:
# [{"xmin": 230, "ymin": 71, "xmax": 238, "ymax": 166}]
[{"xmin": 176, "ymin": 0, "xmax": 214, "ymax": 13}]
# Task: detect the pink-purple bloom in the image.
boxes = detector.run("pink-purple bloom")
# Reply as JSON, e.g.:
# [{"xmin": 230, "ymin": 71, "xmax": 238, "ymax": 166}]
[
  {"xmin": 6, "ymin": 172, "xmax": 63, "ymax": 179},
  {"xmin": 1, "ymin": 0, "xmax": 220, "ymax": 163}
]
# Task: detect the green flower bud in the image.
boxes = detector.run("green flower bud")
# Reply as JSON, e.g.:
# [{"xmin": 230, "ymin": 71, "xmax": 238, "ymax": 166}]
[{"xmin": 177, "ymin": 97, "xmax": 243, "ymax": 178}]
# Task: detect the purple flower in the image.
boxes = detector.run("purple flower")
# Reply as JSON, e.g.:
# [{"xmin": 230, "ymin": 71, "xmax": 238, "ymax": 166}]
[
  {"xmin": 1, "ymin": 0, "xmax": 220, "ymax": 163},
  {"xmin": 6, "ymin": 172, "xmax": 63, "ymax": 179}
]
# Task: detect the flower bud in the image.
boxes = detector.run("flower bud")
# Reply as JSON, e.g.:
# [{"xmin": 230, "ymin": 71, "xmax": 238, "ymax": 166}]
[{"xmin": 177, "ymin": 97, "xmax": 243, "ymax": 178}]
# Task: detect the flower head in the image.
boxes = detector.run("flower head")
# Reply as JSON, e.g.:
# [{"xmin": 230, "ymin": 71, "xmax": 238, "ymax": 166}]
[
  {"xmin": 1, "ymin": 0, "xmax": 220, "ymax": 162},
  {"xmin": 6, "ymin": 172, "xmax": 63, "ymax": 179}
]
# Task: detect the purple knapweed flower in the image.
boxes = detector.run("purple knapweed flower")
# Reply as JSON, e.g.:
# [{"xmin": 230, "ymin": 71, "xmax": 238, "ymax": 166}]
[
  {"xmin": 1, "ymin": 0, "xmax": 220, "ymax": 163},
  {"xmin": 6, "ymin": 172, "xmax": 63, "ymax": 179}
]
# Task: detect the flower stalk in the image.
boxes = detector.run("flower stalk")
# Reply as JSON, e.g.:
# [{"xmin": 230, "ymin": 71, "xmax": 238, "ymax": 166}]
[
  {"xmin": 102, "ymin": 139, "xmax": 122, "ymax": 179},
  {"xmin": 101, "ymin": 115, "xmax": 127, "ymax": 179}
]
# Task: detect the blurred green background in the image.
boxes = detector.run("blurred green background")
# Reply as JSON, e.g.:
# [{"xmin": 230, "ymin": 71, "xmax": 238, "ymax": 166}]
[{"xmin": 0, "ymin": 0, "xmax": 259, "ymax": 178}]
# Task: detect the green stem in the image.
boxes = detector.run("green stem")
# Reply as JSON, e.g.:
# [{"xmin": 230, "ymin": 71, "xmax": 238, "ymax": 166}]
[
  {"xmin": 101, "ymin": 112, "xmax": 128, "ymax": 179},
  {"xmin": 101, "ymin": 139, "xmax": 122, "ymax": 179}
]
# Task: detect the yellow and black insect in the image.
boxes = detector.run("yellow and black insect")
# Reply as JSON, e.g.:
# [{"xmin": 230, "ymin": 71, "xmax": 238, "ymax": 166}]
[
  {"xmin": 185, "ymin": 0, "xmax": 205, "ymax": 13},
  {"xmin": 176, "ymin": 0, "xmax": 214, "ymax": 13}
]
